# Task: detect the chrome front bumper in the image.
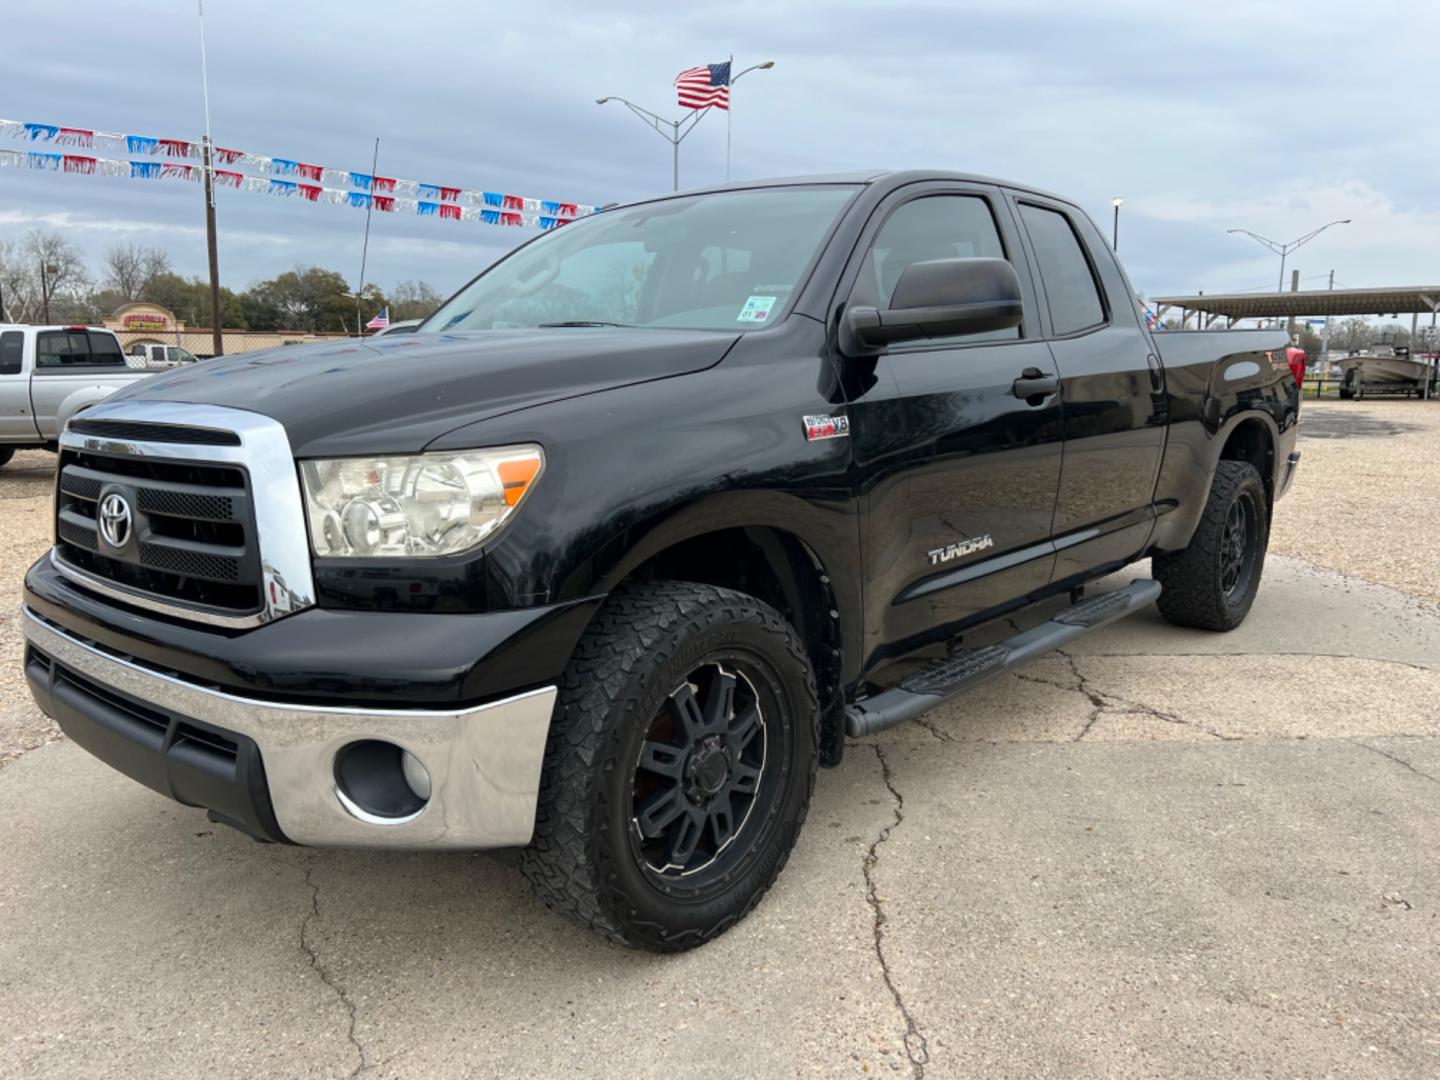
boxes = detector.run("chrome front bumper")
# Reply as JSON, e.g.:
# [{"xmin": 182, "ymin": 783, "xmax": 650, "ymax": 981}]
[{"xmin": 23, "ymin": 609, "xmax": 557, "ymax": 849}]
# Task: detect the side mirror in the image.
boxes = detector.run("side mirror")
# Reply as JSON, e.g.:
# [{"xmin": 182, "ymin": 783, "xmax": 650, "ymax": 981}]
[{"xmin": 845, "ymin": 257, "xmax": 1024, "ymax": 349}]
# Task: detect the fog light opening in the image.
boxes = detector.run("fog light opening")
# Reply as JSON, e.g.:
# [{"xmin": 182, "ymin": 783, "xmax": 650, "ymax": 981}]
[
  {"xmin": 333, "ymin": 740, "xmax": 429, "ymax": 825},
  {"xmin": 401, "ymin": 749, "xmax": 432, "ymax": 801}
]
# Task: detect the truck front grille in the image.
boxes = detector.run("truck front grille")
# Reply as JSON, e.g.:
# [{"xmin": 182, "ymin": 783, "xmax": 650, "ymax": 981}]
[{"xmin": 54, "ymin": 447, "xmax": 263, "ymax": 617}]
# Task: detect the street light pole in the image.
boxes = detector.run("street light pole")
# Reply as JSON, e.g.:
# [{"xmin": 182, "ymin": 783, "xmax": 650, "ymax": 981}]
[
  {"xmin": 725, "ymin": 60, "xmax": 774, "ymax": 182},
  {"xmin": 1226, "ymin": 219, "xmax": 1352, "ymax": 293},
  {"xmin": 598, "ymin": 61, "xmax": 773, "ymax": 192},
  {"xmin": 1111, "ymin": 196, "xmax": 1123, "ymax": 250},
  {"xmin": 596, "ymin": 96, "xmax": 709, "ymax": 192}
]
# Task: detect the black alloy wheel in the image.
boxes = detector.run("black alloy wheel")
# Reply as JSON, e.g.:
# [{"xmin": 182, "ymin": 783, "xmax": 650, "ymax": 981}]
[
  {"xmin": 521, "ymin": 580, "xmax": 818, "ymax": 952},
  {"xmin": 1219, "ymin": 492, "xmax": 1259, "ymax": 599},
  {"xmin": 1153, "ymin": 459, "xmax": 1269, "ymax": 632},
  {"xmin": 630, "ymin": 662, "xmax": 770, "ymax": 881}
]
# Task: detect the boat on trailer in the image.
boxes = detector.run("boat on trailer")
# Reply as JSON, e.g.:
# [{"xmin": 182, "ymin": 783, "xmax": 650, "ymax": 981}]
[{"xmin": 1338, "ymin": 345, "xmax": 1436, "ymax": 399}]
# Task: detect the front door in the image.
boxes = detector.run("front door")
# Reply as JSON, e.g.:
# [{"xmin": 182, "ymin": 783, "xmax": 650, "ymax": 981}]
[{"xmin": 836, "ymin": 184, "xmax": 1066, "ymax": 671}]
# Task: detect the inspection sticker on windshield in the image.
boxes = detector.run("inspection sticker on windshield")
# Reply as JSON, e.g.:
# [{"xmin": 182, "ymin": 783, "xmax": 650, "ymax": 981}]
[{"xmin": 737, "ymin": 295, "xmax": 777, "ymax": 323}]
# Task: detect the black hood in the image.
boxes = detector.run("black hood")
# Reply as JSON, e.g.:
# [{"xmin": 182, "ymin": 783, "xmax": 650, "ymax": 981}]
[{"xmin": 112, "ymin": 327, "xmax": 739, "ymax": 456}]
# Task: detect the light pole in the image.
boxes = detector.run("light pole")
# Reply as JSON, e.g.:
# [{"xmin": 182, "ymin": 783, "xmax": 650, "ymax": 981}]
[
  {"xmin": 597, "ymin": 60, "xmax": 775, "ymax": 192},
  {"xmin": 1111, "ymin": 196, "xmax": 1123, "ymax": 250},
  {"xmin": 725, "ymin": 59, "xmax": 774, "ymax": 182},
  {"xmin": 1227, "ymin": 219, "xmax": 1351, "ymax": 293}
]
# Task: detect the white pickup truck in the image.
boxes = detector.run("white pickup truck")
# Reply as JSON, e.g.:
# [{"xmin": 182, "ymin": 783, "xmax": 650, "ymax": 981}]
[{"xmin": 0, "ymin": 325, "xmax": 156, "ymax": 468}]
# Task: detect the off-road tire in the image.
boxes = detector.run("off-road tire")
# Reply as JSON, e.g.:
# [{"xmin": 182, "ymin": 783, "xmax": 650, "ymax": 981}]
[
  {"xmin": 1153, "ymin": 460, "xmax": 1268, "ymax": 631},
  {"xmin": 520, "ymin": 581, "xmax": 819, "ymax": 952}
]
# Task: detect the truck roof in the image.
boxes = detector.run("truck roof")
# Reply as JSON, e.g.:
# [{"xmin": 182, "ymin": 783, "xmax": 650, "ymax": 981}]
[{"xmin": 617, "ymin": 169, "xmax": 1075, "ymax": 210}]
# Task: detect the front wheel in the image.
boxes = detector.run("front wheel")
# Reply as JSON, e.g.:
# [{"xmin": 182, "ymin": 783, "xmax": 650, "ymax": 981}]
[
  {"xmin": 0, "ymin": 447, "xmax": 13, "ymax": 469},
  {"xmin": 1153, "ymin": 460, "xmax": 1268, "ymax": 631},
  {"xmin": 521, "ymin": 581, "xmax": 818, "ymax": 952}
]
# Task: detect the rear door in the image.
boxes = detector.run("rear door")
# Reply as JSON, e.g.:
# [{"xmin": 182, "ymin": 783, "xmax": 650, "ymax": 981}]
[
  {"xmin": 0, "ymin": 329, "xmax": 40, "ymax": 440},
  {"xmin": 1009, "ymin": 195, "xmax": 1166, "ymax": 584},
  {"xmin": 838, "ymin": 182, "xmax": 1065, "ymax": 667}
]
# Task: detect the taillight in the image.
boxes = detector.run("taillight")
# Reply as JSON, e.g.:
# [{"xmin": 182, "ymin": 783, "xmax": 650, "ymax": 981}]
[{"xmin": 1286, "ymin": 348, "xmax": 1305, "ymax": 386}]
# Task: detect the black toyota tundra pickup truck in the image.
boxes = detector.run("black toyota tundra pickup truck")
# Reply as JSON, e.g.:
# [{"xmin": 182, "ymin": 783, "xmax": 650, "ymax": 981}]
[{"xmin": 22, "ymin": 171, "xmax": 1299, "ymax": 951}]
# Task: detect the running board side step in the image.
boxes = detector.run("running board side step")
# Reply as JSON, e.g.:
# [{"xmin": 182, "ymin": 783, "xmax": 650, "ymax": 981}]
[{"xmin": 844, "ymin": 579, "xmax": 1162, "ymax": 738}]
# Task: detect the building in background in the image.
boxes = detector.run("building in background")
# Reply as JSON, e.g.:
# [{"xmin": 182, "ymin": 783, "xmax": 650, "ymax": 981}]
[{"xmin": 102, "ymin": 302, "xmax": 349, "ymax": 358}]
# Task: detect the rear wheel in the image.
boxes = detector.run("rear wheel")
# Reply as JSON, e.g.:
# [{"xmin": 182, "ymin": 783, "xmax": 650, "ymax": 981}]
[
  {"xmin": 0, "ymin": 448, "xmax": 13, "ymax": 469},
  {"xmin": 521, "ymin": 581, "xmax": 818, "ymax": 952},
  {"xmin": 1153, "ymin": 460, "xmax": 1268, "ymax": 631}
]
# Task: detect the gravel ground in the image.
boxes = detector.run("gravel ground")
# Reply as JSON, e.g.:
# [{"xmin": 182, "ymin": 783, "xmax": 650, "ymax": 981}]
[
  {"xmin": 1271, "ymin": 397, "xmax": 1440, "ymax": 604},
  {"xmin": 0, "ymin": 450, "xmax": 60, "ymax": 766}
]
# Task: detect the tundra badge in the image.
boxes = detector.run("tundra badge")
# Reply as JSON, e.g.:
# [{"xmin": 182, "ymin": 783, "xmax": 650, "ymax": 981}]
[
  {"xmin": 928, "ymin": 534, "xmax": 994, "ymax": 566},
  {"xmin": 803, "ymin": 414, "xmax": 850, "ymax": 441}
]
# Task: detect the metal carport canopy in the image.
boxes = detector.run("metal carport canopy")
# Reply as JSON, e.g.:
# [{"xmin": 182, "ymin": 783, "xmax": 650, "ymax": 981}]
[{"xmin": 1151, "ymin": 286, "xmax": 1440, "ymax": 319}]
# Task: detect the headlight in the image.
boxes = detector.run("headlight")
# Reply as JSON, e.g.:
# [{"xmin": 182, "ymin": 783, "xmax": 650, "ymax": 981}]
[{"xmin": 299, "ymin": 446, "xmax": 543, "ymax": 558}]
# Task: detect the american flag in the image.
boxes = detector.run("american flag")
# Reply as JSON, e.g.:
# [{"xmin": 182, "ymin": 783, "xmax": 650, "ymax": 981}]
[
  {"xmin": 365, "ymin": 307, "xmax": 390, "ymax": 330},
  {"xmin": 675, "ymin": 62, "xmax": 731, "ymax": 111}
]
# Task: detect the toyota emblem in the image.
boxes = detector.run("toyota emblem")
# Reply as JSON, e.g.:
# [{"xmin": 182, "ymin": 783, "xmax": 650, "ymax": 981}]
[{"xmin": 98, "ymin": 492, "xmax": 132, "ymax": 549}]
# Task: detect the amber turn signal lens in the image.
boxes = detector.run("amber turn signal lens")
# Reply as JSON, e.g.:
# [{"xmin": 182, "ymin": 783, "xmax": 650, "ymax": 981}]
[{"xmin": 498, "ymin": 457, "xmax": 542, "ymax": 507}]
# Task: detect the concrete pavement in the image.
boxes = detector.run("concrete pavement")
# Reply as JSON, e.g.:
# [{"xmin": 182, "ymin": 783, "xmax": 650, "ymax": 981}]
[{"xmin": 3, "ymin": 554, "xmax": 1438, "ymax": 1079}]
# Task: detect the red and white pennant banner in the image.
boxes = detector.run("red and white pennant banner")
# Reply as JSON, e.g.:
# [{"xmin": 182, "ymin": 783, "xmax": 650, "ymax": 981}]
[{"xmin": 0, "ymin": 117, "xmax": 598, "ymax": 222}]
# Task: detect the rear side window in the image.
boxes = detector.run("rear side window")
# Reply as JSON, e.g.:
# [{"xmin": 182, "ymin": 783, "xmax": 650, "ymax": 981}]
[
  {"xmin": 0, "ymin": 331, "xmax": 22, "ymax": 375},
  {"xmin": 36, "ymin": 331, "xmax": 91, "ymax": 367},
  {"xmin": 1018, "ymin": 203, "xmax": 1106, "ymax": 335},
  {"xmin": 87, "ymin": 331, "xmax": 125, "ymax": 365}
]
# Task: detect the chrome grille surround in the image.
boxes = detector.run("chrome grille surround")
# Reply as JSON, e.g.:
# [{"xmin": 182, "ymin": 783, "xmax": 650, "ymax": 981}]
[{"xmin": 54, "ymin": 400, "xmax": 315, "ymax": 628}]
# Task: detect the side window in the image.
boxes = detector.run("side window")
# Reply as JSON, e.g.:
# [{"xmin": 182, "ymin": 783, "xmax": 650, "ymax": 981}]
[
  {"xmin": 0, "ymin": 331, "xmax": 23, "ymax": 375},
  {"xmin": 858, "ymin": 195, "xmax": 1017, "ymax": 344},
  {"xmin": 166, "ymin": 347, "xmax": 181, "ymax": 363},
  {"xmin": 36, "ymin": 331, "xmax": 92, "ymax": 367},
  {"xmin": 1017, "ymin": 203, "xmax": 1106, "ymax": 335},
  {"xmin": 87, "ymin": 331, "xmax": 126, "ymax": 366}
]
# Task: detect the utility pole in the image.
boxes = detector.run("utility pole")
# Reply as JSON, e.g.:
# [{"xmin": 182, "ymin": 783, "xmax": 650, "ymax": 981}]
[
  {"xmin": 40, "ymin": 262, "xmax": 51, "ymax": 324},
  {"xmin": 202, "ymin": 136, "xmax": 223, "ymax": 357},
  {"xmin": 198, "ymin": 1, "xmax": 223, "ymax": 356},
  {"xmin": 1318, "ymin": 269, "xmax": 1334, "ymax": 364},
  {"xmin": 1286, "ymin": 268, "xmax": 1299, "ymax": 341}
]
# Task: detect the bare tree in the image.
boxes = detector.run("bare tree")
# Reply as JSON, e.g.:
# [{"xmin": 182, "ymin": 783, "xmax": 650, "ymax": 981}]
[
  {"xmin": 0, "ymin": 237, "xmax": 37, "ymax": 322},
  {"xmin": 17, "ymin": 229, "xmax": 90, "ymax": 324},
  {"xmin": 1331, "ymin": 316, "xmax": 1373, "ymax": 352},
  {"xmin": 102, "ymin": 243, "xmax": 171, "ymax": 302}
]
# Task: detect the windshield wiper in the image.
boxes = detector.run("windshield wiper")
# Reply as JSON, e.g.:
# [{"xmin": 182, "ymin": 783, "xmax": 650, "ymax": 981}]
[{"xmin": 536, "ymin": 320, "xmax": 633, "ymax": 328}]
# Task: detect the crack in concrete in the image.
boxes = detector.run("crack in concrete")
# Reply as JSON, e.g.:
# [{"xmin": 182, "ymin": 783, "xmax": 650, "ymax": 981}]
[
  {"xmin": 863, "ymin": 744, "xmax": 930, "ymax": 1078},
  {"xmin": 1013, "ymin": 651, "xmax": 1238, "ymax": 743},
  {"xmin": 300, "ymin": 866, "xmax": 372, "ymax": 1080},
  {"xmin": 1073, "ymin": 649, "xmax": 1440, "ymax": 676},
  {"xmin": 1352, "ymin": 740, "xmax": 1440, "ymax": 787},
  {"xmin": 914, "ymin": 715, "xmax": 956, "ymax": 744}
]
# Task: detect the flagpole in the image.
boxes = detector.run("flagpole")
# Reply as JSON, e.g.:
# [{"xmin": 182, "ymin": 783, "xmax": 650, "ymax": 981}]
[
  {"xmin": 356, "ymin": 137, "xmax": 379, "ymax": 337},
  {"xmin": 726, "ymin": 54, "xmax": 732, "ymax": 183}
]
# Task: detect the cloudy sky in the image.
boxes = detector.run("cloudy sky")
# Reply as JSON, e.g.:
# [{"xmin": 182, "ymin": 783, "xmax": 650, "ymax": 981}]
[{"xmin": 4, "ymin": 0, "xmax": 1437, "ymax": 305}]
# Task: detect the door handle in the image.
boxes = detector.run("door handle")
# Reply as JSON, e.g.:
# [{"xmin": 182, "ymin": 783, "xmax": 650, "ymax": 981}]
[{"xmin": 1011, "ymin": 368, "xmax": 1059, "ymax": 401}]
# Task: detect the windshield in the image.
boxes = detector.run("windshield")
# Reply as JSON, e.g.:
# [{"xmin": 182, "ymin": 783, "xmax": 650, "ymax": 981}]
[{"xmin": 424, "ymin": 186, "xmax": 857, "ymax": 334}]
